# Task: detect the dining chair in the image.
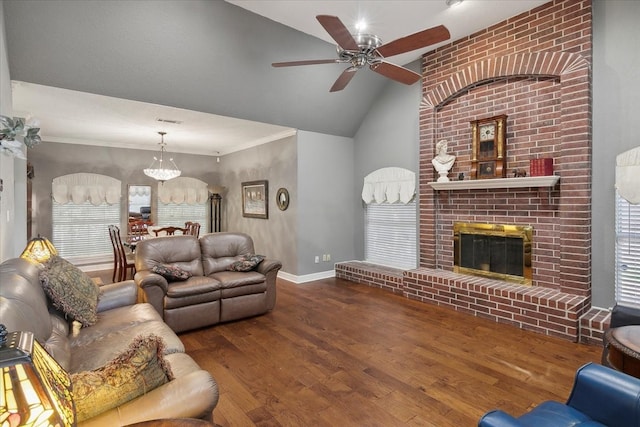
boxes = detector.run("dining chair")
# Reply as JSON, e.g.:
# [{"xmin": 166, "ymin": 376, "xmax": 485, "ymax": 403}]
[
  {"xmin": 128, "ymin": 219, "xmax": 150, "ymax": 242},
  {"xmin": 184, "ymin": 221, "xmax": 201, "ymax": 237},
  {"xmin": 108, "ymin": 225, "xmax": 136, "ymax": 282},
  {"xmin": 153, "ymin": 226, "xmax": 187, "ymax": 236}
]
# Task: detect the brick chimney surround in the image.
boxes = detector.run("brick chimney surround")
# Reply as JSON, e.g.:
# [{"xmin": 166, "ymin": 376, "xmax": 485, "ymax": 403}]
[{"xmin": 336, "ymin": 0, "xmax": 610, "ymax": 344}]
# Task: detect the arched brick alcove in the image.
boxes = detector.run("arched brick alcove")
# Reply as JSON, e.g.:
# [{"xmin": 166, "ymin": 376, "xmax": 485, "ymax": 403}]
[
  {"xmin": 408, "ymin": 46, "xmax": 593, "ymax": 340},
  {"xmin": 418, "ymin": 51, "xmax": 591, "ymax": 296}
]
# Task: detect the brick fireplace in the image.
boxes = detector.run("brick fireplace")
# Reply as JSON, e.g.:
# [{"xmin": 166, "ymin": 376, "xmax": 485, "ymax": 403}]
[{"xmin": 337, "ymin": 0, "xmax": 605, "ymax": 343}]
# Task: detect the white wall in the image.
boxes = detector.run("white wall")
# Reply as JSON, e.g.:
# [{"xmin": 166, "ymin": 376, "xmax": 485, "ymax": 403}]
[{"xmin": 0, "ymin": 3, "xmax": 26, "ymax": 261}]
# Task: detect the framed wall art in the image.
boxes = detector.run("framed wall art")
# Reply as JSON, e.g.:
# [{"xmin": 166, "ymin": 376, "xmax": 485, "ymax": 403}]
[
  {"xmin": 276, "ymin": 187, "xmax": 289, "ymax": 211},
  {"xmin": 242, "ymin": 180, "xmax": 268, "ymax": 219}
]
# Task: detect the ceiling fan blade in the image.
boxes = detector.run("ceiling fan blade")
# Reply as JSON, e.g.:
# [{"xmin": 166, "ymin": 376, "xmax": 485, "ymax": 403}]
[
  {"xmin": 376, "ymin": 25, "xmax": 450, "ymax": 58},
  {"xmin": 330, "ymin": 68, "xmax": 358, "ymax": 92},
  {"xmin": 272, "ymin": 59, "xmax": 340, "ymax": 67},
  {"xmin": 316, "ymin": 15, "xmax": 359, "ymax": 51},
  {"xmin": 370, "ymin": 61, "xmax": 421, "ymax": 85}
]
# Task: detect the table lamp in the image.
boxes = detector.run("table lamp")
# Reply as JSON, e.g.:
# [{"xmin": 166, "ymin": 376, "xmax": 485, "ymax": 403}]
[
  {"xmin": 20, "ymin": 236, "xmax": 58, "ymax": 264},
  {"xmin": 0, "ymin": 324, "xmax": 75, "ymax": 426}
]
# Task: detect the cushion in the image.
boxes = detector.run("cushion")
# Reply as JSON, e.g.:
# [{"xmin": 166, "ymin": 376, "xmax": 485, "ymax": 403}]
[
  {"xmin": 39, "ymin": 256, "xmax": 101, "ymax": 326},
  {"xmin": 228, "ymin": 254, "xmax": 265, "ymax": 272},
  {"xmin": 152, "ymin": 264, "xmax": 192, "ymax": 281},
  {"xmin": 71, "ymin": 334, "xmax": 174, "ymax": 422}
]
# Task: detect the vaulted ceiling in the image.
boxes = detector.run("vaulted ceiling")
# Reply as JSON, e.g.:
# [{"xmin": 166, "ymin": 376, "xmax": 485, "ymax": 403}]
[{"xmin": 3, "ymin": 0, "xmax": 547, "ymax": 155}]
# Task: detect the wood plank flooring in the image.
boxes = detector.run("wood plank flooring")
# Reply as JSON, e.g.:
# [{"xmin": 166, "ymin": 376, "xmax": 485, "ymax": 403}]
[{"xmin": 178, "ymin": 278, "xmax": 602, "ymax": 427}]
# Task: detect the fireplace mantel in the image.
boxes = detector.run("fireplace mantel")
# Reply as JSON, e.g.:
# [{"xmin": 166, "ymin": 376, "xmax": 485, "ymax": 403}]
[{"xmin": 428, "ymin": 175, "xmax": 560, "ymax": 191}]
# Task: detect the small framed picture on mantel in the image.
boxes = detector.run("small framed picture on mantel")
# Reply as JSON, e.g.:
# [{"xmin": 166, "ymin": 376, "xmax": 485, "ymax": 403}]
[{"xmin": 242, "ymin": 180, "xmax": 268, "ymax": 219}]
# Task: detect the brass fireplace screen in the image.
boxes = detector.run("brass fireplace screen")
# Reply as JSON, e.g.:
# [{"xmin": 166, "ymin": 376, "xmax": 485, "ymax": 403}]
[{"xmin": 453, "ymin": 222, "xmax": 532, "ymax": 285}]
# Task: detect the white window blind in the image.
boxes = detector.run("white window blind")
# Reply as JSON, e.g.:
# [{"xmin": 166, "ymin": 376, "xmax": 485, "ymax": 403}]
[
  {"xmin": 52, "ymin": 201, "xmax": 120, "ymax": 261},
  {"xmin": 615, "ymin": 192, "xmax": 640, "ymax": 308},
  {"xmin": 365, "ymin": 199, "xmax": 417, "ymax": 270},
  {"xmin": 156, "ymin": 201, "xmax": 207, "ymax": 231}
]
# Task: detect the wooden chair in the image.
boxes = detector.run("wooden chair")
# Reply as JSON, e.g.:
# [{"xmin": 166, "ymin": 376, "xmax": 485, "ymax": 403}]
[
  {"xmin": 128, "ymin": 219, "xmax": 150, "ymax": 242},
  {"xmin": 184, "ymin": 221, "xmax": 201, "ymax": 237},
  {"xmin": 108, "ymin": 225, "xmax": 136, "ymax": 282},
  {"xmin": 153, "ymin": 226, "xmax": 187, "ymax": 236}
]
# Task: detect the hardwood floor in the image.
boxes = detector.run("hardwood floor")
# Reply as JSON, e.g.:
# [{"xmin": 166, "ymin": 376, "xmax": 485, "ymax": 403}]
[{"xmin": 177, "ymin": 278, "xmax": 602, "ymax": 427}]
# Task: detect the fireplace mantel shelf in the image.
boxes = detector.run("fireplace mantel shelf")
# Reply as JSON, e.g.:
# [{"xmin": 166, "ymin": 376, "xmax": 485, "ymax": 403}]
[{"xmin": 428, "ymin": 175, "xmax": 560, "ymax": 191}]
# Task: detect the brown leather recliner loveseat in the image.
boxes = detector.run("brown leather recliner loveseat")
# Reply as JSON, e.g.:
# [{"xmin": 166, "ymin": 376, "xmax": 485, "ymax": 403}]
[
  {"xmin": 0, "ymin": 257, "xmax": 219, "ymax": 426},
  {"xmin": 134, "ymin": 232, "xmax": 282, "ymax": 333}
]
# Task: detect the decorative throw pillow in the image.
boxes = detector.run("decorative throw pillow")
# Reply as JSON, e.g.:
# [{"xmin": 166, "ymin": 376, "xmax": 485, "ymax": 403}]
[
  {"xmin": 228, "ymin": 254, "xmax": 266, "ymax": 272},
  {"xmin": 151, "ymin": 264, "xmax": 192, "ymax": 281},
  {"xmin": 39, "ymin": 256, "xmax": 101, "ymax": 326},
  {"xmin": 71, "ymin": 334, "xmax": 174, "ymax": 422}
]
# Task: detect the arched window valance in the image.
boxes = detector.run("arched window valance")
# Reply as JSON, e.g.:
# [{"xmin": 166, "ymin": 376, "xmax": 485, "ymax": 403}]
[
  {"xmin": 616, "ymin": 146, "xmax": 640, "ymax": 204},
  {"xmin": 362, "ymin": 167, "xmax": 416, "ymax": 204},
  {"xmin": 158, "ymin": 177, "xmax": 209, "ymax": 205},
  {"xmin": 52, "ymin": 173, "xmax": 121, "ymax": 205}
]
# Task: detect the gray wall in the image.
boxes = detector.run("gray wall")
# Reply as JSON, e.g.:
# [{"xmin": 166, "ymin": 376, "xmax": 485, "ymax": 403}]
[
  {"xmin": 591, "ymin": 0, "xmax": 640, "ymax": 308},
  {"xmin": 28, "ymin": 142, "xmax": 220, "ymax": 239},
  {"xmin": 219, "ymin": 135, "xmax": 298, "ymax": 275},
  {"xmin": 352, "ymin": 60, "xmax": 422, "ymax": 260},
  {"xmin": 297, "ymin": 130, "xmax": 356, "ymax": 276}
]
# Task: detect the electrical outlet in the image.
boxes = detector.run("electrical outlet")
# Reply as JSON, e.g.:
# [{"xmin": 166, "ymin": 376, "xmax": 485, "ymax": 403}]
[
  {"xmin": 326, "ymin": 254, "xmax": 331, "ymax": 261},
  {"xmin": 314, "ymin": 256, "xmax": 320, "ymax": 263},
  {"xmin": 322, "ymin": 254, "xmax": 328, "ymax": 262}
]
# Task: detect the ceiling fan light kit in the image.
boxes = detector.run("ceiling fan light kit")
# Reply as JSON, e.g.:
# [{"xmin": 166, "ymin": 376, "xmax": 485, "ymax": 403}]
[{"xmin": 272, "ymin": 15, "xmax": 450, "ymax": 92}]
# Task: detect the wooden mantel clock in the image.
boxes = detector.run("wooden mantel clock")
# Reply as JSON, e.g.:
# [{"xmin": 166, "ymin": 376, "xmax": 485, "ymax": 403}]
[{"xmin": 470, "ymin": 114, "xmax": 507, "ymax": 179}]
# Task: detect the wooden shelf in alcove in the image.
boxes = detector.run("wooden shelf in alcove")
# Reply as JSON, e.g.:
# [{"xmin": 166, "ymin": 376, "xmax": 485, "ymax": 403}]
[{"xmin": 428, "ymin": 175, "xmax": 560, "ymax": 191}]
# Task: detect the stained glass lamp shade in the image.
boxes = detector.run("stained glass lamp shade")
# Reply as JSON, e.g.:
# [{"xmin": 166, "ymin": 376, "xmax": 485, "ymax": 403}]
[{"xmin": 0, "ymin": 325, "xmax": 75, "ymax": 426}]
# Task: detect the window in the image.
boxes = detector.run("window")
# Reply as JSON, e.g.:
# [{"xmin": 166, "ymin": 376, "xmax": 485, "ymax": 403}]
[
  {"xmin": 615, "ymin": 192, "xmax": 640, "ymax": 308},
  {"xmin": 365, "ymin": 199, "xmax": 417, "ymax": 270},
  {"xmin": 51, "ymin": 173, "xmax": 121, "ymax": 264},
  {"xmin": 52, "ymin": 201, "xmax": 120, "ymax": 262},
  {"xmin": 156, "ymin": 201, "xmax": 207, "ymax": 230}
]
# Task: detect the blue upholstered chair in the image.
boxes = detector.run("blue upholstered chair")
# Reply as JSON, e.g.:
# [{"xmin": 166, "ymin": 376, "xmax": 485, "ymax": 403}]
[{"xmin": 478, "ymin": 363, "xmax": 640, "ymax": 427}]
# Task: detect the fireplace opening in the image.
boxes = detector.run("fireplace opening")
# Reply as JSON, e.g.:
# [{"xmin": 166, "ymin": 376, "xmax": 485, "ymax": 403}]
[{"xmin": 453, "ymin": 223, "xmax": 532, "ymax": 285}]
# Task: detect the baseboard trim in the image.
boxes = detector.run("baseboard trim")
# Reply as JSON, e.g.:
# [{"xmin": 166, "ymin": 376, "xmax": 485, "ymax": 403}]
[{"xmin": 278, "ymin": 269, "xmax": 335, "ymax": 284}]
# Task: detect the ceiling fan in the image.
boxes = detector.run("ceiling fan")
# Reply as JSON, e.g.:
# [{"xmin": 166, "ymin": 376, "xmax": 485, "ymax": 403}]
[{"xmin": 272, "ymin": 15, "xmax": 451, "ymax": 92}]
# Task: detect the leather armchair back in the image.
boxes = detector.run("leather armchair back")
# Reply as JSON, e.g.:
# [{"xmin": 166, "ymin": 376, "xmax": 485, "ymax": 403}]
[
  {"xmin": 200, "ymin": 232, "xmax": 254, "ymax": 275},
  {"xmin": 0, "ymin": 258, "xmax": 52, "ymax": 342},
  {"xmin": 135, "ymin": 235, "xmax": 204, "ymax": 276}
]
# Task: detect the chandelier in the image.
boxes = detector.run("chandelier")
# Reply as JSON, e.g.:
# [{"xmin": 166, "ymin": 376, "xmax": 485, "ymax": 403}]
[{"xmin": 143, "ymin": 131, "xmax": 181, "ymax": 182}]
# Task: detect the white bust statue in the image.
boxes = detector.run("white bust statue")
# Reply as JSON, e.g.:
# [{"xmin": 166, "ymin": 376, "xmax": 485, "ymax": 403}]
[{"xmin": 432, "ymin": 139, "xmax": 456, "ymax": 182}]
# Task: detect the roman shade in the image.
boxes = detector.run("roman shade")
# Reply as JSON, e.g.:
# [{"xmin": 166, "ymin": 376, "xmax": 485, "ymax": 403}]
[
  {"xmin": 616, "ymin": 145, "xmax": 640, "ymax": 204},
  {"xmin": 52, "ymin": 173, "xmax": 121, "ymax": 205},
  {"xmin": 157, "ymin": 177, "xmax": 209, "ymax": 205},
  {"xmin": 362, "ymin": 167, "xmax": 415, "ymax": 204}
]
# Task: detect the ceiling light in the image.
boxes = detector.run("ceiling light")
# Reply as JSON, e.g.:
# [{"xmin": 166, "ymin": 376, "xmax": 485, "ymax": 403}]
[
  {"xmin": 446, "ymin": 0, "xmax": 464, "ymax": 6},
  {"xmin": 355, "ymin": 19, "xmax": 367, "ymax": 33},
  {"xmin": 143, "ymin": 131, "xmax": 181, "ymax": 182}
]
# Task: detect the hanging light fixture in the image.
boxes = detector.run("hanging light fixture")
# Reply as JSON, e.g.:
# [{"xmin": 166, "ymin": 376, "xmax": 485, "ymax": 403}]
[{"xmin": 143, "ymin": 131, "xmax": 181, "ymax": 182}]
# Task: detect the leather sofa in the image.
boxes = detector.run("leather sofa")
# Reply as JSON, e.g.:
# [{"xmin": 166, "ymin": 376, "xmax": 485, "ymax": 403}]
[
  {"xmin": 478, "ymin": 362, "xmax": 640, "ymax": 427},
  {"xmin": 134, "ymin": 232, "xmax": 282, "ymax": 333},
  {"xmin": 0, "ymin": 257, "xmax": 219, "ymax": 426}
]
